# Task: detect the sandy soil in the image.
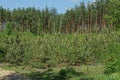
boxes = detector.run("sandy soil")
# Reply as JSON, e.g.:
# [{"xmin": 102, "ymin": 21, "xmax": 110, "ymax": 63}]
[
  {"xmin": 0, "ymin": 68, "xmax": 14, "ymax": 77},
  {"xmin": 0, "ymin": 68, "xmax": 29, "ymax": 80}
]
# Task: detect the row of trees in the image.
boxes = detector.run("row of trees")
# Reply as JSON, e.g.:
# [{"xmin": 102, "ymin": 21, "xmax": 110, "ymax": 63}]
[
  {"xmin": 0, "ymin": 0, "xmax": 120, "ymax": 34},
  {"xmin": 0, "ymin": 30, "xmax": 119, "ymax": 67}
]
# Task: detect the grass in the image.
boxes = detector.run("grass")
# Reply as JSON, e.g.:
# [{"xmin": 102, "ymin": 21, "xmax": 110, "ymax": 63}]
[
  {"xmin": 0, "ymin": 64, "xmax": 37, "ymax": 74},
  {"xmin": 0, "ymin": 29, "xmax": 119, "ymax": 80},
  {"xmin": 1, "ymin": 63, "xmax": 117, "ymax": 80}
]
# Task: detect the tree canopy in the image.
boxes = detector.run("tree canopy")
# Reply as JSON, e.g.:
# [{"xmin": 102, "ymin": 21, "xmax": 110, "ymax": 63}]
[{"xmin": 0, "ymin": 0, "xmax": 119, "ymax": 34}]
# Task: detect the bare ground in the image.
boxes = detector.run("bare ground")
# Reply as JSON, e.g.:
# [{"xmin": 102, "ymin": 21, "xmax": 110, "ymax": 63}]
[{"xmin": 0, "ymin": 68, "xmax": 29, "ymax": 80}]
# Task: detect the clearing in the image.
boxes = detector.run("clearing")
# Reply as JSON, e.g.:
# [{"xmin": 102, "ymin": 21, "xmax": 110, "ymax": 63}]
[{"xmin": 0, "ymin": 68, "xmax": 28, "ymax": 80}]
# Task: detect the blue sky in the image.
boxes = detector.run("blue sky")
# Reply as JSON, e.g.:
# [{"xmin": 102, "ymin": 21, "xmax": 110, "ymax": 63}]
[{"xmin": 0, "ymin": 0, "xmax": 94, "ymax": 13}]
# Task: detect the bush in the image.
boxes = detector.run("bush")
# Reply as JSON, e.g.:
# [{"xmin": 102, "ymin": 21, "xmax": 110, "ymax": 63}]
[
  {"xmin": 0, "ymin": 49, "xmax": 5, "ymax": 62},
  {"xmin": 104, "ymin": 60, "xmax": 120, "ymax": 75},
  {"xmin": 59, "ymin": 67, "xmax": 78, "ymax": 79},
  {"xmin": 0, "ymin": 29, "xmax": 120, "ymax": 68}
]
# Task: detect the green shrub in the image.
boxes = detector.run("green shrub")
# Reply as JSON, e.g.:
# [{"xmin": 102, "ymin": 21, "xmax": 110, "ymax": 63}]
[
  {"xmin": 104, "ymin": 60, "xmax": 120, "ymax": 75},
  {"xmin": 59, "ymin": 67, "xmax": 78, "ymax": 79},
  {"xmin": 0, "ymin": 29, "xmax": 119, "ymax": 68},
  {"xmin": 0, "ymin": 49, "xmax": 5, "ymax": 62}
]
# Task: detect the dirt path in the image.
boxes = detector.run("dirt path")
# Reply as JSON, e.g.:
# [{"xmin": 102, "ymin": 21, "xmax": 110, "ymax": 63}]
[
  {"xmin": 0, "ymin": 68, "xmax": 29, "ymax": 80},
  {"xmin": 0, "ymin": 68, "xmax": 14, "ymax": 77}
]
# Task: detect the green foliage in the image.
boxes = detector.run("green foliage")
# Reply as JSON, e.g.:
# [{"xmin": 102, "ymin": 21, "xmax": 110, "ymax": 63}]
[
  {"xmin": 59, "ymin": 67, "xmax": 79, "ymax": 79},
  {"xmin": 104, "ymin": 0, "xmax": 120, "ymax": 28},
  {"xmin": 0, "ymin": 48, "xmax": 5, "ymax": 62},
  {"xmin": 26, "ymin": 67, "xmax": 87, "ymax": 80},
  {"xmin": 0, "ymin": 0, "xmax": 118, "ymax": 34},
  {"xmin": 0, "ymin": 29, "xmax": 119, "ymax": 68},
  {"xmin": 104, "ymin": 60, "xmax": 120, "ymax": 75},
  {"xmin": 5, "ymin": 22, "xmax": 14, "ymax": 35},
  {"xmin": 0, "ymin": 1, "xmax": 120, "ymax": 79},
  {"xmin": 103, "ymin": 30, "xmax": 120, "ymax": 75},
  {"xmin": 2, "ymin": 62, "xmax": 120, "ymax": 80},
  {"xmin": 0, "ymin": 32, "xmax": 7, "ymax": 62},
  {"xmin": 94, "ymin": 73, "xmax": 120, "ymax": 80}
]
